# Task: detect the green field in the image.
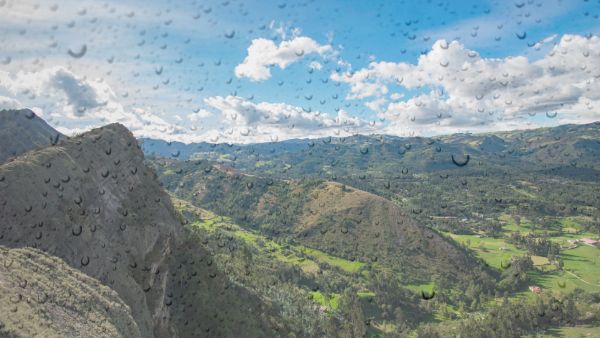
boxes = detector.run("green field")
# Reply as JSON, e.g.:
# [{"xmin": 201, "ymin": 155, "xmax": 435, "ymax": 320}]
[
  {"xmin": 534, "ymin": 325, "xmax": 600, "ymax": 337},
  {"xmin": 309, "ymin": 291, "xmax": 340, "ymax": 311},
  {"xmin": 444, "ymin": 232, "xmax": 526, "ymax": 269},
  {"xmin": 446, "ymin": 214, "xmax": 600, "ymax": 295},
  {"xmin": 300, "ymin": 246, "xmax": 364, "ymax": 273}
]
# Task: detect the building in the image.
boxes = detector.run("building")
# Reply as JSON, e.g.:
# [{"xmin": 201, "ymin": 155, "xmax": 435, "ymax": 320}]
[
  {"xmin": 580, "ymin": 238, "xmax": 599, "ymax": 247},
  {"xmin": 529, "ymin": 286, "xmax": 542, "ymax": 294}
]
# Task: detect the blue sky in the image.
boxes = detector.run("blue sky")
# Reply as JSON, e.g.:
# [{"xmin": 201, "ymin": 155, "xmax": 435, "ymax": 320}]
[{"xmin": 1, "ymin": 0, "xmax": 599, "ymax": 142}]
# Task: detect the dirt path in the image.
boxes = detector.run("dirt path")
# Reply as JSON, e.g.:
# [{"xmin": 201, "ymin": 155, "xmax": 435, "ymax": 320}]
[{"xmin": 565, "ymin": 270, "xmax": 600, "ymax": 287}]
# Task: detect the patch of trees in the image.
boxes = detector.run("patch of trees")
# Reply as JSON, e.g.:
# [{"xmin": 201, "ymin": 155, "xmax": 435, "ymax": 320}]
[
  {"xmin": 507, "ymin": 232, "xmax": 561, "ymax": 257},
  {"xmin": 416, "ymin": 289, "xmax": 600, "ymax": 338},
  {"xmin": 497, "ymin": 255, "xmax": 533, "ymax": 291}
]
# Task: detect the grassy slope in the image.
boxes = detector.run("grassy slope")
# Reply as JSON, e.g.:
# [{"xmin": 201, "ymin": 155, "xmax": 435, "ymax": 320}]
[
  {"xmin": 446, "ymin": 214, "xmax": 600, "ymax": 295},
  {"xmin": 536, "ymin": 325, "xmax": 600, "ymax": 337},
  {"xmin": 171, "ymin": 195, "xmax": 453, "ymax": 335},
  {"xmin": 172, "ymin": 196, "xmax": 369, "ymax": 307}
]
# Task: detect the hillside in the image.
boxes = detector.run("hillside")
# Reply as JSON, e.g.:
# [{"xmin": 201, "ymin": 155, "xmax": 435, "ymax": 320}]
[
  {"xmin": 0, "ymin": 123, "xmax": 183, "ymax": 337},
  {"xmin": 0, "ymin": 245, "xmax": 141, "ymax": 338},
  {"xmin": 148, "ymin": 158, "xmax": 493, "ymax": 287},
  {"xmin": 2, "ymin": 110, "xmax": 598, "ymax": 337},
  {"xmin": 0, "ymin": 109, "xmax": 64, "ymax": 163},
  {"xmin": 0, "ymin": 122, "xmax": 289, "ymax": 337},
  {"xmin": 145, "ymin": 121, "xmax": 600, "ymax": 336}
]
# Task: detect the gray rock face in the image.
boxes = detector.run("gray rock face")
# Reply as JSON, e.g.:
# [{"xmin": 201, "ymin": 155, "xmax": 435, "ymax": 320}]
[
  {"xmin": 0, "ymin": 245, "xmax": 142, "ymax": 338},
  {"xmin": 0, "ymin": 109, "xmax": 64, "ymax": 163},
  {"xmin": 0, "ymin": 123, "xmax": 183, "ymax": 337}
]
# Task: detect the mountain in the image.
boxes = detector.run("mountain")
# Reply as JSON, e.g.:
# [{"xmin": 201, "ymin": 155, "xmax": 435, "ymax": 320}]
[
  {"xmin": 0, "ymin": 123, "xmax": 181, "ymax": 337},
  {"xmin": 143, "ymin": 121, "xmax": 600, "ymax": 243},
  {"xmin": 140, "ymin": 121, "xmax": 600, "ymax": 179},
  {"xmin": 0, "ymin": 109, "xmax": 64, "ymax": 163},
  {"xmin": 144, "ymin": 121, "xmax": 600, "ymax": 336},
  {"xmin": 148, "ymin": 158, "xmax": 493, "ymax": 286},
  {"xmin": 0, "ymin": 245, "xmax": 141, "ymax": 337},
  {"xmin": 3, "ymin": 110, "xmax": 599, "ymax": 337},
  {"xmin": 0, "ymin": 121, "xmax": 289, "ymax": 337}
]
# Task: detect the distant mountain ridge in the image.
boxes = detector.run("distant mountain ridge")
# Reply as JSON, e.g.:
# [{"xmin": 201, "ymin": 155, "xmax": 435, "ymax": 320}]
[
  {"xmin": 0, "ymin": 109, "xmax": 64, "ymax": 163},
  {"xmin": 140, "ymin": 121, "xmax": 600, "ymax": 180}
]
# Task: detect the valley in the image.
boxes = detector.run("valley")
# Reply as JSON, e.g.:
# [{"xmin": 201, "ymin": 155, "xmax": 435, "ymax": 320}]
[
  {"xmin": 1, "ymin": 108, "xmax": 599, "ymax": 337},
  {"xmin": 5, "ymin": 0, "xmax": 600, "ymax": 336},
  {"xmin": 143, "ymin": 121, "xmax": 600, "ymax": 337}
]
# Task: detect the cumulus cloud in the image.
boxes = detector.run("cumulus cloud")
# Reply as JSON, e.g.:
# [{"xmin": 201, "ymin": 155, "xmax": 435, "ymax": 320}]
[
  {"xmin": 188, "ymin": 109, "xmax": 213, "ymax": 122},
  {"xmin": 0, "ymin": 66, "xmax": 373, "ymax": 143},
  {"xmin": 0, "ymin": 66, "xmax": 113, "ymax": 117},
  {"xmin": 0, "ymin": 66, "xmax": 188, "ymax": 140},
  {"xmin": 332, "ymin": 34, "xmax": 600, "ymax": 134},
  {"xmin": 235, "ymin": 36, "xmax": 333, "ymax": 81},
  {"xmin": 203, "ymin": 95, "xmax": 372, "ymax": 143},
  {"xmin": 0, "ymin": 96, "xmax": 22, "ymax": 109}
]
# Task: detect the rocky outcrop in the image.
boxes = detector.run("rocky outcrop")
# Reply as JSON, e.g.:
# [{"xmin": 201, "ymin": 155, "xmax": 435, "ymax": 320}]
[
  {"xmin": 0, "ymin": 245, "xmax": 141, "ymax": 338},
  {"xmin": 0, "ymin": 123, "xmax": 183, "ymax": 337},
  {"xmin": 0, "ymin": 122, "xmax": 288, "ymax": 337}
]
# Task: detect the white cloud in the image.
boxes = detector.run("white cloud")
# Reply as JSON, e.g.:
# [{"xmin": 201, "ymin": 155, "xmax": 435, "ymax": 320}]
[
  {"xmin": 235, "ymin": 36, "xmax": 333, "ymax": 81},
  {"xmin": 332, "ymin": 34, "xmax": 600, "ymax": 135},
  {"xmin": 531, "ymin": 34, "xmax": 558, "ymax": 50},
  {"xmin": 364, "ymin": 97, "xmax": 387, "ymax": 112},
  {"xmin": 0, "ymin": 95, "xmax": 22, "ymax": 109},
  {"xmin": 203, "ymin": 95, "xmax": 371, "ymax": 143},
  {"xmin": 0, "ymin": 66, "xmax": 190, "ymax": 140},
  {"xmin": 0, "ymin": 66, "xmax": 374, "ymax": 144},
  {"xmin": 309, "ymin": 61, "xmax": 323, "ymax": 70},
  {"xmin": 188, "ymin": 109, "xmax": 212, "ymax": 122}
]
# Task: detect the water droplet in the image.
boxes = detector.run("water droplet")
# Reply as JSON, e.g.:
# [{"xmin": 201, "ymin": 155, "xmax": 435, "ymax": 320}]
[
  {"xmin": 516, "ymin": 32, "xmax": 527, "ymax": 40},
  {"xmin": 50, "ymin": 133, "xmax": 60, "ymax": 145},
  {"xmin": 421, "ymin": 290, "xmax": 435, "ymax": 300},
  {"xmin": 72, "ymin": 225, "xmax": 82, "ymax": 236},
  {"xmin": 9, "ymin": 294, "xmax": 21, "ymax": 304},
  {"xmin": 68, "ymin": 45, "xmax": 87, "ymax": 58},
  {"xmin": 37, "ymin": 292, "xmax": 48, "ymax": 304},
  {"xmin": 224, "ymin": 30, "xmax": 235, "ymax": 39},
  {"xmin": 451, "ymin": 154, "xmax": 470, "ymax": 167}
]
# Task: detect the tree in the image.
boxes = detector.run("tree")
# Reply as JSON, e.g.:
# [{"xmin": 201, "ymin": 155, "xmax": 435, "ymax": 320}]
[{"xmin": 337, "ymin": 288, "xmax": 367, "ymax": 338}]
